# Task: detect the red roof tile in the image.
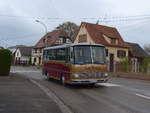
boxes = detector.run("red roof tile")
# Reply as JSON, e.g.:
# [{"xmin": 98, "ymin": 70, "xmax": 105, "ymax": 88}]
[
  {"xmin": 81, "ymin": 22, "xmax": 129, "ymax": 48},
  {"xmin": 34, "ymin": 29, "xmax": 68, "ymax": 48},
  {"xmin": 127, "ymin": 42, "xmax": 149, "ymax": 58}
]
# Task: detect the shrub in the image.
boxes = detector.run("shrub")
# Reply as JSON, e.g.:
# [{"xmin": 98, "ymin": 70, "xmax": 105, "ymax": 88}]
[
  {"xmin": 0, "ymin": 49, "xmax": 12, "ymax": 76},
  {"xmin": 141, "ymin": 57, "xmax": 150, "ymax": 73},
  {"xmin": 121, "ymin": 57, "xmax": 130, "ymax": 72}
]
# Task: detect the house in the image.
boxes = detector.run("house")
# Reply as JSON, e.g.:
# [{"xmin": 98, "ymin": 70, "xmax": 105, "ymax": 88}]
[
  {"xmin": 15, "ymin": 47, "xmax": 32, "ymax": 65},
  {"xmin": 32, "ymin": 29, "xmax": 71, "ymax": 65},
  {"xmin": 74, "ymin": 22, "xmax": 129, "ymax": 72},
  {"xmin": 127, "ymin": 42, "xmax": 150, "ymax": 72},
  {"xmin": 8, "ymin": 45, "xmax": 27, "ymax": 64},
  {"xmin": 127, "ymin": 42, "xmax": 149, "ymax": 62},
  {"xmin": 8, "ymin": 45, "xmax": 27, "ymax": 56}
]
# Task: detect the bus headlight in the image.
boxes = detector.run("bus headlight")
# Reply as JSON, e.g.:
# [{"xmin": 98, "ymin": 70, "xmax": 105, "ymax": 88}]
[
  {"xmin": 74, "ymin": 74, "xmax": 79, "ymax": 78},
  {"xmin": 104, "ymin": 73, "xmax": 108, "ymax": 77}
]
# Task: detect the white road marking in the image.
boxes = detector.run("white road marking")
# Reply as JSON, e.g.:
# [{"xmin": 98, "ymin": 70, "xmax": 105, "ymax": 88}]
[
  {"xmin": 30, "ymin": 79, "xmax": 73, "ymax": 113},
  {"xmin": 97, "ymin": 83, "xmax": 120, "ymax": 87},
  {"xmin": 11, "ymin": 71, "xmax": 41, "ymax": 73},
  {"xmin": 135, "ymin": 93, "xmax": 150, "ymax": 100}
]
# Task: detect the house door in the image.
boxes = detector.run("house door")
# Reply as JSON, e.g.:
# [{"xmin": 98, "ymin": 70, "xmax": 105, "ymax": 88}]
[
  {"xmin": 39, "ymin": 57, "xmax": 41, "ymax": 65},
  {"xmin": 109, "ymin": 54, "xmax": 114, "ymax": 72}
]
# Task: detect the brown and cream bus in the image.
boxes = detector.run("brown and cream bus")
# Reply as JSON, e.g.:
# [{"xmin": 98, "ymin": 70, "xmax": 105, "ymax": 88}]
[{"xmin": 42, "ymin": 43, "xmax": 109, "ymax": 85}]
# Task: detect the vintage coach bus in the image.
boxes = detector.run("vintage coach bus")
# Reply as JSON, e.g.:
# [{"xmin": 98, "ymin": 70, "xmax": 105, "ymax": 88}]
[{"xmin": 42, "ymin": 43, "xmax": 109, "ymax": 85}]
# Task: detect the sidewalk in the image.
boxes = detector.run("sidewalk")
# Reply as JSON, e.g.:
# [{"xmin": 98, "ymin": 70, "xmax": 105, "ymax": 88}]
[
  {"xmin": 112, "ymin": 72, "xmax": 150, "ymax": 81},
  {"xmin": 0, "ymin": 73, "xmax": 62, "ymax": 113}
]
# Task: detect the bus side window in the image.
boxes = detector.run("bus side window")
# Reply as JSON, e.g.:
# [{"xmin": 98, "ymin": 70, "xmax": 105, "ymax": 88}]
[
  {"xmin": 44, "ymin": 50, "xmax": 49, "ymax": 61},
  {"xmin": 70, "ymin": 47, "xmax": 74, "ymax": 63},
  {"xmin": 52, "ymin": 49, "xmax": 57, "ymax": 60},
  {"xmin": 66, "ymin": 48, "xmax": 70, "ymax": 63},
  {"xmin": 48, "ymin": 49, "xmax": 52, "ymax": 60},
  {"xmin": 56, "ymin": 48, "xmax": 65, "ymax": 61}
]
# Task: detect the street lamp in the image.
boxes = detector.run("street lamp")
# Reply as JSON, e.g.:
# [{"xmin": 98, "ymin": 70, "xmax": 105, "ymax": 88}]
[
  {"xmin": 35, "ymin": 20, "xmax": 47, "ymax": 35},
  {"xmin": 35, "ymin": 19, "xmax": 48, "ymax": 47},
  {"xmin": 35, "ymin": 20, "xmax": 48, "ymax": 66}
]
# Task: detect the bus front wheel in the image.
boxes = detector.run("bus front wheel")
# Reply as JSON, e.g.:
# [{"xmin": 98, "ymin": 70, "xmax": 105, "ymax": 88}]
[
  {"xmin": 60, "ymin": 75, "xmax": 66, "ymax": 85},
  {"xmin": 46, "ymin": 73, "xmax": 50, "ymax": 81}
]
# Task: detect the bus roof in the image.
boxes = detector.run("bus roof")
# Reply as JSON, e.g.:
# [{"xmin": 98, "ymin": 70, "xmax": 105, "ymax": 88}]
[{"xmin": 44, "ymin": 43, "xmax": 104, "ymax": 50}]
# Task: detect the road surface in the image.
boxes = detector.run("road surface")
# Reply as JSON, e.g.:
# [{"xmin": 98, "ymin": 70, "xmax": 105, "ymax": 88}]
[{"xmin": 11, "ymin": 66, "xmax": 150, "ymax": 113}]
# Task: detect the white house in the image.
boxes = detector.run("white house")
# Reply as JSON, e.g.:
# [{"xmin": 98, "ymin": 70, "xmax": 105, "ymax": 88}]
[
  {"xmin": 15, "ymin": 47, "xmax": 32, "ymax": 65},
  {"xmin": 8, "ymin": 45, "xmax": 26, "ymax": 56}
]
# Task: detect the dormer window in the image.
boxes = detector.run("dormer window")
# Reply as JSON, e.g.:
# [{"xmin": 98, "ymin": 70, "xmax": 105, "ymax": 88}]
[
  {"xmin": 63, "ymin": 38, "xmax": 66, "ymax": 43},
  {"xmin": 103, "ymin": 34, "xmax": 118, "ymax": 45},
  {"xmin": 55, "ymin": 37, "xmax": 64, "ymax": 44},
  {"xmin": 111, "ymin": 38, "xmax": 117, "ymax": 44},
  {"xmin": 43, "ymin": 37, "xmax": 48, "ymax": 44},
  {"xmin": 43, "ymin": 39, "xmax": 46, "ymax": 43},
  {"xmin": 66, "ymin": 38, "xmax": 71, "ymax": 43},
  {"xmin": 78, "ymin": 34, "xmax": 87, "ymax": 43}
]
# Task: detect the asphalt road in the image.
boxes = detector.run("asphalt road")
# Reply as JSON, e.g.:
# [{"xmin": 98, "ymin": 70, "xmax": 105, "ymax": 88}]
[
  {"xmin": 11, "ymin": 66, "xmax": 150, "ymax": 113},
  {"xmin": 0, "ymin": 72, "xmax": 62, "ymax": 113}
]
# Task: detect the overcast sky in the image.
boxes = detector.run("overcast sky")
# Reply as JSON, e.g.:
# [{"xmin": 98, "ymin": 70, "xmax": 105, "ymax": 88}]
[{"xmin": 0, "ymin": 0, "xmax": 150, "ymax": 48}]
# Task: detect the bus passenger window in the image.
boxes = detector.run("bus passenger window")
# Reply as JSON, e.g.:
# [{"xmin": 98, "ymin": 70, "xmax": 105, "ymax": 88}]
[
  {"xmin": 66, "ymin": 48, "xmax": 70, "ymax": 63},
  {"xmin": 70, "ymin": 47, "xmax": 74, "ymax": 63},
  {"xmin": 56, "ymin": 49, "xmax": 65, "ymax": 61}
]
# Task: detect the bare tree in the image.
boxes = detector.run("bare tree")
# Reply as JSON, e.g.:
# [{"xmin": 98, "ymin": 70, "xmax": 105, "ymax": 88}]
[{"xmin": 56, "ymin": 22, "xmax": 79, "ymax": 42}]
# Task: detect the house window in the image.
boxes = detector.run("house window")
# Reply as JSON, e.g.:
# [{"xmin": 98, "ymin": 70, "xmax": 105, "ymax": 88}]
[
  {"xmin": 39, "ymin": 49, "xmax": 42, "ymax": 53},
  {"xmin": 55, "ymin": 37, "xmax": 63, "ymax": 44},
  {"xmin": 78, "ymin": 34, "xmax": 87, "ymax": 43},
  {"xmin": 66, "ymin": 38, "xmax": 71, "ymax": 43},
  {"xmin": 34, "ymin": 49, "xmax": 37, "ymax": 53},
  {"xmin": 117, "ymin": 50, "xmax": 126, "ymax": 58},
  {"xmin": 105, "ymin": 49, "xmax": 108, "ymax": 57},
  {"xmin": 63, "ymin": 38, "xmax": 66, "ymax": 43},
  {"xmin": 34, "ymin": 58, "xmax": 36, "ymax": 62},
  {"xmin": 111, "ymin": 38, "xmax": 116, "ymax": 44},
  {"xmin": 17, "ymin": 52, "xmax": 19, "ymax": 56}
]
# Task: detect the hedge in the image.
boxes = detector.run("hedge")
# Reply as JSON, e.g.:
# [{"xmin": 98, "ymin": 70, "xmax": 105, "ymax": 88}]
[{"xmin": 0, "ymin": 49, "xmax": 12, "ymax": 75}]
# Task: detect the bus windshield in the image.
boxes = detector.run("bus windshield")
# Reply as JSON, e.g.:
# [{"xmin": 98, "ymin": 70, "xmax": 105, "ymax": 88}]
[{"xmin": 74, "ymin": 46, "xmax": 106, "ymax": 64}]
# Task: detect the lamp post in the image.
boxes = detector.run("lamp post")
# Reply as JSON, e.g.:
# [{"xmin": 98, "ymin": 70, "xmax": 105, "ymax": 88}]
[
  {"xmin": 35, "ymin": 20, "xmax": 48, "ymax": 66},
  {"xmin": 35, "ymin": 19, "xmax": 48, "ymax": 47},
  {"xmin": 35, "ymin": 20, "xmax": 47, "ymax": 35}
]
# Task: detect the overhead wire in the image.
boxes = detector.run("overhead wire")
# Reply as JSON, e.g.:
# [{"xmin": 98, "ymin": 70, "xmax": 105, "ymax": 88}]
[
  {"xmin": 0, "ymin": 13, "xmax": 150, "ymax": 22},
  {"xmin": 0, "ymin": 14, "xmax": 150, "ymax": 47}
]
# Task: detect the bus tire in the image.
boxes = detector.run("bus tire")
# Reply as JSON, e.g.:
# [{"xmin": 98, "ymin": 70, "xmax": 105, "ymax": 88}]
[
  {"xmin": 89, "ymin": 83, "xmax": 96, "ymax": 86},
  {"xmin": 46, "ymin": 73, "xmax": 50, "ymax": 81}
]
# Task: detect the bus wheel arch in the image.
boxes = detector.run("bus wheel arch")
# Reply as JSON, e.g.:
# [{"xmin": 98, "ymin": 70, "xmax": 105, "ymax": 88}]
[
  {"xmin": 60, "ymin": 74, "xmax": 66, "ymax": 85},
  {"xmin": 46, "ymin": 72, "xmax": 50, "ymax": 81}
]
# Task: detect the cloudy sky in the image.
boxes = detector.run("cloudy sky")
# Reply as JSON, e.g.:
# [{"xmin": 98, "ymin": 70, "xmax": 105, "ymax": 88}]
[{"xmin": 0, "ymin": 0, "xmax": 150, "ymax": 48}]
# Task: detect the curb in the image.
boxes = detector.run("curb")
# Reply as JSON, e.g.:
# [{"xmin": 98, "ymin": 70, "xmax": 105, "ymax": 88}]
[{"xmin": 29, "ymin": 79, "xmax": 74, "ymax": 113}]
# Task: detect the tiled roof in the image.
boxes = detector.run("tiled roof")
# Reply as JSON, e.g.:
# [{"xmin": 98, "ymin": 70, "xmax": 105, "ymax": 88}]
[
  {"xmin": 8, "ymin": 45, "xmax": 26, "ymax": 49},
  {"xmin": 17, "ymin": 47, "xmax": 32, "ymax": 56},
  {"xmin": 34, "ymin": 29, "xmax": 68, "ymax": 48},
  {"xmin": 81, "ymin": 22, "xmax": 129, "ymax": 48},
  {"xmin": 127, "ymin": 42, "xmax": 149, "ymax": 58}
]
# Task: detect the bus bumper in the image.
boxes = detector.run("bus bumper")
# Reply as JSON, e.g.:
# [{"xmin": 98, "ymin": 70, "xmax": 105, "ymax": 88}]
[{"xmin": 69, "ymin": 78, "xmax": 108, "ymax": 84}]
